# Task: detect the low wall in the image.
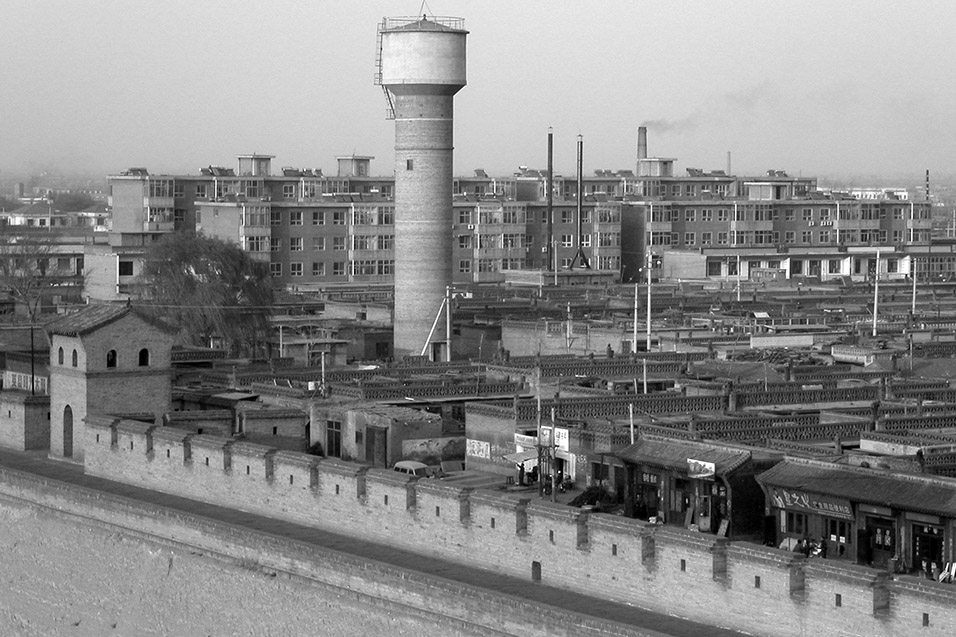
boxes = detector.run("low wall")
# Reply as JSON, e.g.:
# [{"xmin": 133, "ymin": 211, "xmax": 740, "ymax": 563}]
[{"xmin": 83, "ymin": 416, "xmax": 956, "ymax": 637}]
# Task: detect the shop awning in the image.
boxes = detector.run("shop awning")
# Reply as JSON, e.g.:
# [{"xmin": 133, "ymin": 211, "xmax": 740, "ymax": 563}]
[
  {"xmin": 614, "ymin": 439, "xmax": 750, "ymax": 476},
  {"xmin": 757, "ymin": 459, "xmax": 956, "ymax": 517},
  {"xmin": 502, "ymin": 449, "xmax": 539, "ymax": 465}
]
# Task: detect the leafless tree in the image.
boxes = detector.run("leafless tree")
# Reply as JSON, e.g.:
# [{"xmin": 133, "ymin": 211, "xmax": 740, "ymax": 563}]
[{"xmin": 0, "ymin": 223, "xmax": 86, "ymax": 393}]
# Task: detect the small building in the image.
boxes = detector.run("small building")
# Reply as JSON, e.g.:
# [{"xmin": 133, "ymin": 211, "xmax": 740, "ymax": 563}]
[
  {"xmin": 45, "ymin": 303, "xmax": 176, "ymax": 461},
  {"xmin": 310, "ymin": 403, "xmax": 454, "ymax": 468},
  {"xmin": 757, "ymin": 456, "xmax": 956, "ymax": 576},
  {"xmin": 613, "ymin": 437, "xmax": 775, "ymax": 541}
]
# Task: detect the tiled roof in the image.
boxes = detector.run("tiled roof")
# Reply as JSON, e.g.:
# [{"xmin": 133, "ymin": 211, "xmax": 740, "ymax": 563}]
[
  {"xmin": 756, "ymin": 458, "xmax": 956, "ymax": 517},
  {"xmin": 45, "ymin": 304, "xmax": 176, "ymax": 337},
  {"xmin": 614, "ymin": 439, "xmax": 751, "ymax": 476}
]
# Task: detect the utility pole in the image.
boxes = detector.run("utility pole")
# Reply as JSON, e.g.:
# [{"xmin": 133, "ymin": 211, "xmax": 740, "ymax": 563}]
[
  {"xmin": 872, "ymin": 249, "xmax": 880, "ymax": 338},
  {"xmin": 646, "ymin": 250, "xmax": 652, "ymax": 352}
]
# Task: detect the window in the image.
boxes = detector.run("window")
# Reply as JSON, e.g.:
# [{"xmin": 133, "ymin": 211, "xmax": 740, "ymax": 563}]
[
  {"xmin": 561, "ymin": 210, "xmax": 574, "ymax": 224},
  {"xmin": 58, "ymin": 347, "xmax": 64, "ymax": 365},
  {"xmin": 802, "ymin": 231, "xmax": 812, "ymax": 243},
  {"xmin": 717, "ymin": 232, "xmax": 728, "ymax": 245},
  {"xmin": 784, "ymin": 511, "xmax": 807, "ymax": 536},
  {"xmin": 701, "ymin": 232, "xmax": 712, "ymax": 245},
  {"xmin": 282, "ymin": 184, "xmax": 296, "ymax": 199},
  {"xmin": 195, "ymin": 184, "xmax": 207, "ymax": 198},
  {"xmin": 326, "ymin": 420, "xmax": 342, "ymax": 457},
  {"xmin": 290, "ymin": 237, "xmax": 303, "ymax": 251},
  {"xmin": 245, "ymin": 236, "xmax": 267, "ymax": 252},
  {"xmin": 106, "ymin": 350, "xmax": 117, "ymax": 368},
  {"xmin": 701, "ymin": 210, "xmax": 713, "ymax": 222},
  {"xmin": 138, "ymin": 349, "xmax": 149, "ymax": 367},
  {"xmin": 717, "ymin": 209, "xmax": 728, "ymax": 222},
  {"xmin": 560, "ymin": 234, "xmax": 574, "ymax": 248},
  {"xmin": 118, "ymin": 261, "xmax": 134, "ymax": 276},
  {"xmin": 72, "ymin": 350, "xmax": 77, "ymax": 367},
  {"xmin": 684, "ymin": 232, "xmax": 695, "ymax": 246},
  {"xmin": 685, "ymin": 209, "xmax": 696, "ymax": 222},
  {"xmin": 270, "ymin": 237, "xmax": 281, "ymax": 252},
  {"xmin": 173, "ymin": 183, "xmax": 184, "ymax": 198},
  {"xmin": 820, "ymin": 230, "xmax": 831, "ymax": 243},
  {"xmin": 458, "ymin": 260, "xmax": 471, "ymax": 273},
  {"xmin": 332, "ymin": 262, "xmax": 345, "ymax": 276},
  {"xmin": 406, "ymin": 159, "xmax": 414, "ymax": 170},
  {"xmin": 458, "ymin": 236, "xmax": 472, "ymax": 249},
  {"xmin": 312, "ymin": 237, "xmax": 325, "ymax": 251},
  {"xmin": 785, "ymin": 231, "xmax": 795, "ymax": 244},
  {"xmin": 290, "ymin": 211, "xmax": 303, "ymax": 226},
  {"xmin": 803, "ymin": 208, "xmax": 813, "ymax": 222},
  {"xmin": 829, "ymin": 259, "xmax": 841, "ymax": 274},
  {"xmin": 270, "ymin": 263, "xmax": 282, "ymax": 277},
  {"xmin": 332, "ymin": 237, "xmax": 346, "ymax": 250},
  {"xmin": 581, "ymin": 234, "xmax": 592, "ymax": 248},
  {"xmin": 458, "ymin": 209, "xmax": 473, "ymax": 225},
  {"xmin": 312, "ymin": 262, "xmax": 325, "ymax": 276},
  {"xmin": 332, "ymin": 212, "xmax": 345, "ymax": 225},
  {"xmin": 290, "ymin": 263, "xmax": 303, "ymax": 277},
  {"xmin": 312, "ymin": 211, "xmax": 324, "ymax": 225},
  {"xmin": 270, "ymin": 210, "xmax": 281, "ymax": 225}
]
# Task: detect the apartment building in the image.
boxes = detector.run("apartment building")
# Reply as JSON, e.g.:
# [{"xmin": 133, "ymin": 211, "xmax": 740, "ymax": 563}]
[{"xmin": 95, "ymin": 149, "xmax": 941, "ymax": 301}]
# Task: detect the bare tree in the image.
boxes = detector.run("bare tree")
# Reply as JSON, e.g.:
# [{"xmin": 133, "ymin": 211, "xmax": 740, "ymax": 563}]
[
  {"xmin": 0, "ymin": 223, "xmax": 85, "ymax": 394},
  {"xmin": 134, "ymin": 231, "xmax": 273, "ymax": 357}
]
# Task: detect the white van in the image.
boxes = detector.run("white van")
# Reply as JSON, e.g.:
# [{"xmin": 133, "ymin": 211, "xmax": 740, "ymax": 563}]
[{"xmin": 393, "ymin": 461, "xmax": 432, "ymax": 478}]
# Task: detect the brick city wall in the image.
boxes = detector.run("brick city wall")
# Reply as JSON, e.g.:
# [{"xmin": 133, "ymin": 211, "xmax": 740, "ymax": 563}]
[
  {"xmin": 81, "ymin": 416, "xmax": 956, "ymax": 637},
  {"xmin": 0, "ymin": 465, "xmax": 653, "ymax": 637},
  {"xmin": 0, "ymin": 391, "xmax": 50, "ymax": 451}
]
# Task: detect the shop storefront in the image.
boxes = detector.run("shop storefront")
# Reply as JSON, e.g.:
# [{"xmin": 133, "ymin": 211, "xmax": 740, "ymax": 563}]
[
  {"xmin": 757, "ymin": 457, "xmax": 956, "ymax": 574},
  {"xmin": 613, "ymin": 438, "xmax": 771, "ymax": 540}
]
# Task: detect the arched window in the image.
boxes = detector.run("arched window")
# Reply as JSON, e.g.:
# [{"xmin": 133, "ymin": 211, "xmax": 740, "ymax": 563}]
[
  {"xmin": 58, "ymin": 347, "xmax": 64, "ymax": 365},
  {"xmin": 106, "ymin": 350, "xmax": 117, "ymax": 368},
  {"xmin": 138, "ymin": 348, "xmax": 149, "ymax": 367},
  {"xmin": 71, "ymin": 350, "xmax": 77, "ymax": 367}
]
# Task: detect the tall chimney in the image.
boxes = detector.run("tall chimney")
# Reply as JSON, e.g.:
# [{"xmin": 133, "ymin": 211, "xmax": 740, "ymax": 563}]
[
  {"xmin": 547, "ymin": 128, "xmax": 554, "ymax": 271},
  {"xmin": 726, "ymin": 151, "xmax": 732, "ymax": 176},
  {"xmin": 637, "ymin": 126, "xmax": 647, "ymax": 160}
]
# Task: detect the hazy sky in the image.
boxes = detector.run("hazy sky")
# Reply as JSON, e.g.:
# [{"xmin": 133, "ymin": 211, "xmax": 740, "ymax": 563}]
[{"xmin": 2, "ymin": 1, "xmax": 955, "ymax": 182}]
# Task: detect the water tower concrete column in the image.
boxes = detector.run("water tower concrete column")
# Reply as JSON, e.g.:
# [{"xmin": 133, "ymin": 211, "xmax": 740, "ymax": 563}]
[{"xmin": 379, "ymin": 16, "xmax": 467, "ymax": 359}]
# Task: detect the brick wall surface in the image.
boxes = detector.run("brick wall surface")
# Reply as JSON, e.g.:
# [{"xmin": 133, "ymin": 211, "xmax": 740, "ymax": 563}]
[{"xmin": 81, "ymin": 417, "xmax": 956, "ymax": 637}]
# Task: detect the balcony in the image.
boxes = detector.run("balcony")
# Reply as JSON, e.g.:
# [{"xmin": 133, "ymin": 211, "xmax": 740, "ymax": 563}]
[{"xmin": 143, "ymin": 221, "xmax": 175, "ymax": 232}]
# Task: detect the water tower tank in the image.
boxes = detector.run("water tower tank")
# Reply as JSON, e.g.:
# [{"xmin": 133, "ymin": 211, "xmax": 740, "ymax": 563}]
[{"xmin": 376, "ymin": 16, "xmax": 467, "ymax": 360}]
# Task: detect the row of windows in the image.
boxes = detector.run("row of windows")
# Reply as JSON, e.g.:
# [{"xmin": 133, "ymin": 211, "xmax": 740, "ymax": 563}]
[
  {"xmin": 269, "ymin": 261, "xmax": 393, "ymax": 277},
  {"xmin": 649, "ymin": 204, "xmax": 930, "ymax": 223},
  {"xmin": 706, "ymin": 257, "xmax": 904, "ymax": 277},
  {"xmin": 651, "ymin": 229, "xmax": 924, "ymax": 247},
  {"xmin": 456, "ymin": 256, "xmax": 621, "ymax": 273},
  {"xmin": 56, "ymin": 347, "xmax": 150, "ymax": 367}
]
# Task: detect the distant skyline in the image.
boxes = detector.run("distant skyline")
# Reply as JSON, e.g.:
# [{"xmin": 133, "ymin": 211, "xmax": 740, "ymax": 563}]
[{"xmin": 2, "ymin": 1, "xmax": 955, "ymax": 183}]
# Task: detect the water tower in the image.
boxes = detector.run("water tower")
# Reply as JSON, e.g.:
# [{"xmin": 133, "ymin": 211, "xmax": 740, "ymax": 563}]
[{"xmin": 376, "ymin": 15, "xmax": 467, "ymax": 359}]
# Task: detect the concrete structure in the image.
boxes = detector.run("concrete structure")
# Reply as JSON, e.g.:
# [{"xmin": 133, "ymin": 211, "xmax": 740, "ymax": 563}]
[{"xmin": 378, "ymin": 15, "xmax": 467, "ymax": 359}]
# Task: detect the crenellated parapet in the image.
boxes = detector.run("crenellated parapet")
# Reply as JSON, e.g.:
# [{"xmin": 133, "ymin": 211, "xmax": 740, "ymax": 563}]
[{"xmin": 79, "ymin": 415, "xmax": 956, "ymax": 637}]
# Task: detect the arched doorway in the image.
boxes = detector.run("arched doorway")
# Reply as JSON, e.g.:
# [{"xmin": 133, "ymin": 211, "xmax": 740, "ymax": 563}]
[{"xmin": 63, "ymin": 405, "xmax": 73, "ymax": 457}]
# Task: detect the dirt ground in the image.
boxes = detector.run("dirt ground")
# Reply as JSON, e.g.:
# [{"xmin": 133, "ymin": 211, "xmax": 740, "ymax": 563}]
[{"xmin": 0, "ymin": 498, "xmax": 480, "ymax": 637}]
